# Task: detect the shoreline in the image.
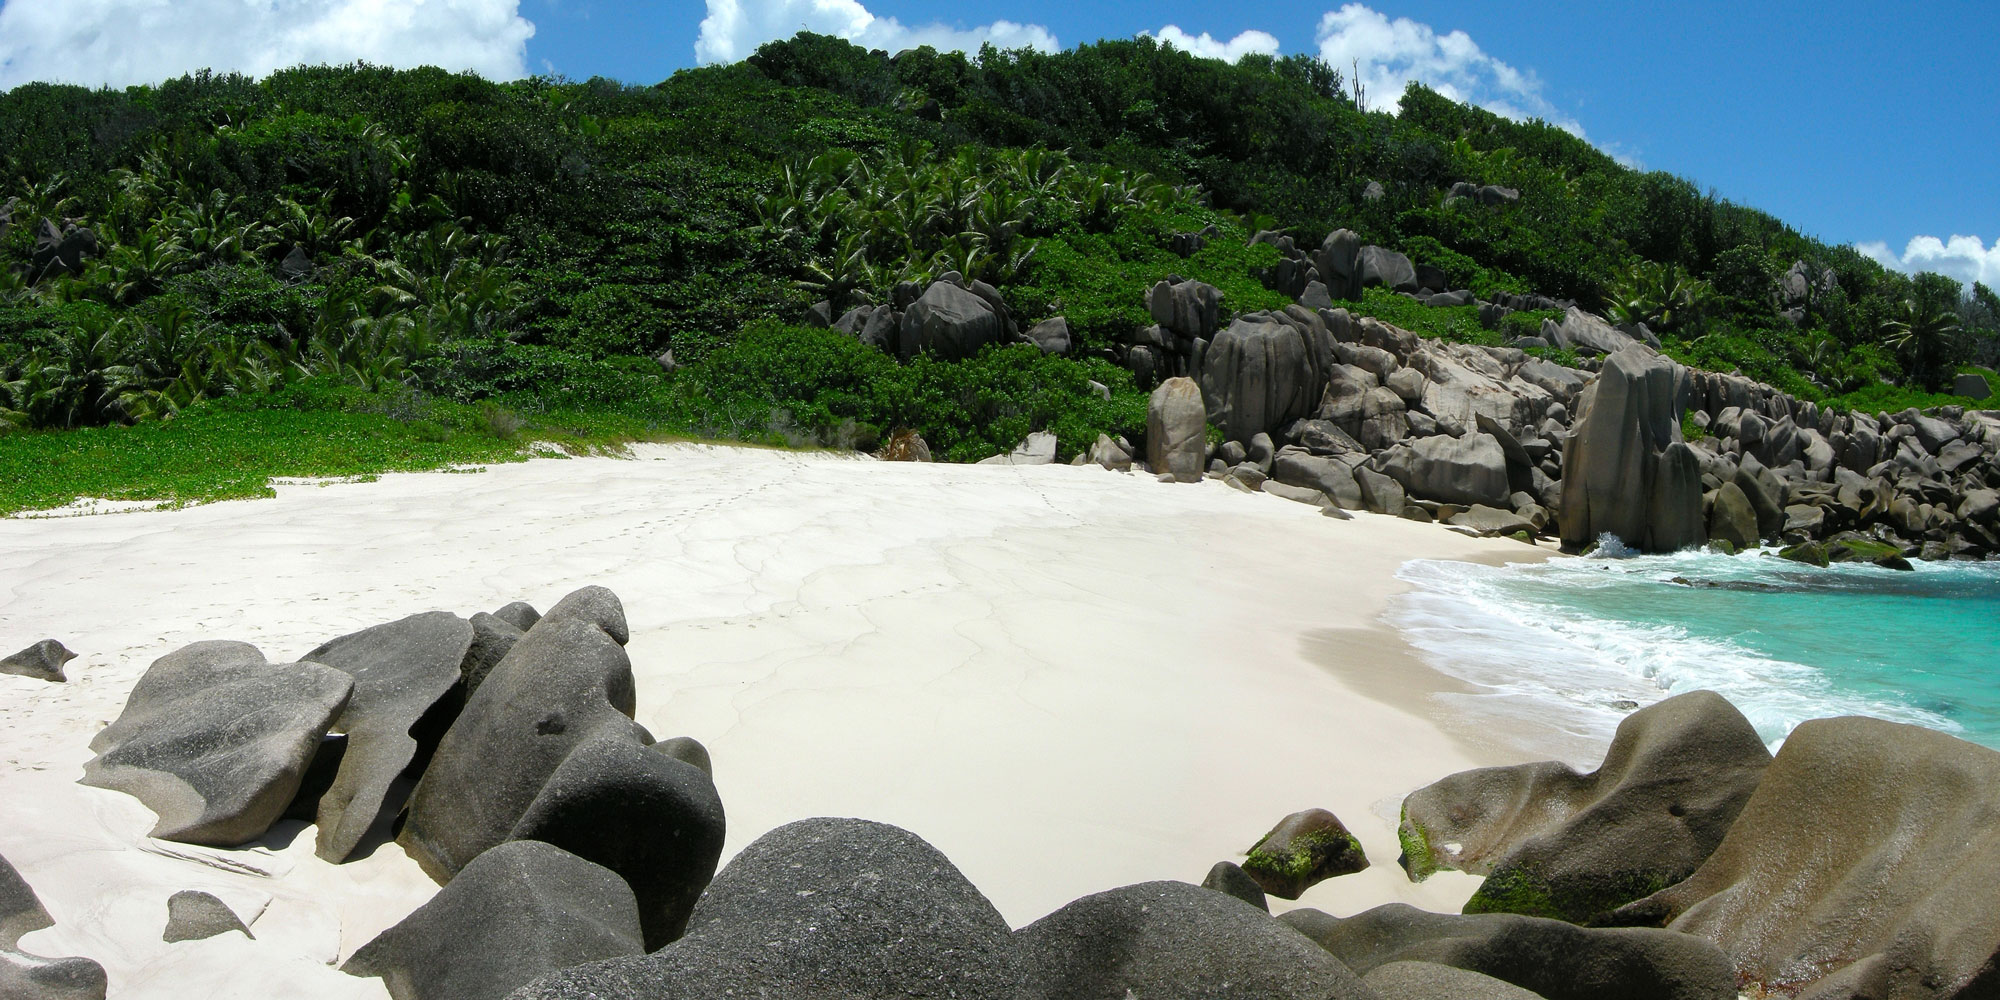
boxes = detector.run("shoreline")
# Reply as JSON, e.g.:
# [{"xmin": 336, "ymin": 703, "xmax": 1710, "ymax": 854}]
[{"xmin": 1, "ymin": 444, "xmax": 1557, "ymax": 997}]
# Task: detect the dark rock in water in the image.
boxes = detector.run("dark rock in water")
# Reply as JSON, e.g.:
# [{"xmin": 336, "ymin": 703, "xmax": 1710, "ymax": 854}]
[
  {"xmin": 1363, "ymin": 961, "xmax": 1544, "ymax": 1000},
  {"xmin": 1199, "ymin": 861, "xmax": 1268, "ymax": 912},
  {"xmin": 82, "ymin": 641, "xmax": 352, "ymax": 846},
  {"xmin": 1, "ymin": 640, "xmax": 75, "ymax": 683},
  {"xmin": 0, "ymin": 852, "xmax": 52, "ymax": 949},
  {"xmin": 1603, "ymin": 716, "xmax": 2000, "ymax": 1000},
  {"xmin": 460, "ymin": 612, "xmax": 524, "ymax": 698},
  {"xmin": 302, "ymin": 612, "xmax": 476, "ymax": 863},
  {"xmin": 490, "ymin": 602, "xmax": 541, "ymax": 632},
  {"xmin": 1559, "ymin": 346, "xmax": 1702, "ymax": 553},
  {"xmin": 344, "ymin": 840, "xmax": 642, "ymax": 1000},
  {"xmin": 542, "ymin": 585, "xmax": 628, "ymax": 646},
  {"xmin": 1778, "ymin": 540, "xmax": 1829, "ymax": 567},
  {"xmin": 0, "ymin": 949, "xmax": 107, "ymax": 1000},
  {"xmin": 162, "ymin": 890, "xmax": 252, "ymax": 942},
  {"xmin": 399, "ymin": 594, "xmax": 647, "ymax": 882},
  {"xmin": 509, "ymin": 818, "xmax": 1025, "ymax": 1000},
  {"xmin": 1241, "ymin": 808, "xmax": 1368, "ymax": 900},
  {"xmin": 1283, "ymin": 903, "xmax": 1735, "ymax": 1000},
  {"xmin": 1400, "ymin": 691, "xmax": 1770, "ymax": 923},
  {"xmin": 1019, "ymin": 880, "xmax": 1378, "ymax": 1000},
  {"xmin": 1707, "ymin": 483, "xmax": 1759, "ymax": 551},
  {"xmin": 651, "ymin": 736, "xmax": 712, "ymax": 777},
  {"xmin": 508, "ymin": 738, "xmax": 725, "ymax": 950}
]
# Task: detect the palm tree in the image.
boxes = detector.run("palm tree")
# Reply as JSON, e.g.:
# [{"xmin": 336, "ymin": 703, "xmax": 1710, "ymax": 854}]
[{"xmin": 1881, "ymin": 295, "xmax": 1964, "ymax": 391}]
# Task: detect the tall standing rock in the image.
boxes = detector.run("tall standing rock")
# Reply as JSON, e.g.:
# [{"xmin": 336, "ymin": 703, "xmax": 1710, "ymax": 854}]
[
  {"xmin": 1559, "ymin": 347, "xmax": 1702, "ymax": 553},
  {"xmin": 1146, "ymin": 377, "xmax": 1207, "ymax": 483},
  {"xmin": 1198, "ymin": 313, "xmax": 1327, "ymax": 442}
]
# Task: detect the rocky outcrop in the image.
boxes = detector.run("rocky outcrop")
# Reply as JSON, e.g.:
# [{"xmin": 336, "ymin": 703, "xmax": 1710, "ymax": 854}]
[
  {"xmin": 1374, "ymin": 432, "xmax": 1512, "ymax": 508},
  {"xmin": 1358, "ymin": 245, "xmax": 1418, "ymax": 293},
  {"xmin": 509, "ymin": 819, "xmax": 1027, "ymax": 1000},
  {"xmin": 1399, "ymin": 692, "xmax": 1771, "ymax": 922},
  {"xmin": 1284, "ymin": 903, "xmax": 1736, "ymax": 1000},
  {"xmin": 1241, "ymin": 808, "xmax": 1368, "ymax": 899},
  {"xmin": 345, "ymin": 840, "xmax": 644, "ymax": 1000},
  {"xmin": 1559, "ymin": 346, "xmax": 1702, "ymax": 552},
  {"xmin": 897, "ymin": 279, "xmax": 1012, "ymax": 361},
  {"xmin": 82, "ymin": 641, "xmax": 353, "ymax": 846},
  {"xmin": 1019, "ymin": 880, "xmax": 1379, "ymax": 1000},
  {"xmin": 302, "ymin": 611, "xmax": 476, "ymax": 863},
  {"xmin": 1605, "ymin": 716, "xmax": 2000, "ymax": 1000},
  {"xmin": 1, "ymin": 640, "xmax": 74, "ymax": 683},
  {"xmin": 1198, "ymin": 311, "xmax": 1333, "ymax": 442},
  {"xmin": 1199, "ymin": 861, "xmax": 1269, "ymax": 911}
]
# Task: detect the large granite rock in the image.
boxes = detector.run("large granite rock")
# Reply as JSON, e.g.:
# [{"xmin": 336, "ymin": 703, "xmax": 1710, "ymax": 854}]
[
  {"xmin": 1024, "ymin": 316, "xmax": 1071, "ymax": 355},
  {"xmin": 1315, "ymin": 229, "xmax": 1363, "ymax": 297},
  {"xmin": 460, "ymin": 611, "xmax": 525, "ymax": 698},
  {"xmin": 508, "ymin": 738, "xmax": 725, "ymax": 950},
  {"xmin": 162, "ymin": 890, "xmax": 252, "ymax": 942},
  {"xmin": 1707, "ymin": 483, "xmax": 1758, "ymax": 551},
  {"xmin": 1954, "ymin": 372, "xmax": 1991, "ymax": 399},
  {"xmin": 1374, "ymin": 433, "xmax": 1512, "ymax": 507},
  {"xmin": 1548, "ymin": 307, "xmax": 1644, "ymax": 355},
  {"xmin": 1199, "ymin": 861, "xmax": 1268, "ymax": 912},
  {"xmin": 1605, "ymin": 716, "xmax": 2000, "ymax": 1000},
  {"xmin": 302, "ymin": 612, "xmax": 475, "ymax": 863},
  {"xmin": 1399, "ymin": 692, "xmax": 1771, "ymax": 922},
  {"xmin": 1199, "ymin": 313, "xmax": 1329, "ymax": 442},
  {"xmin": 1363, "ymin": 961, "xmax": 1544, "ymax": 1000},
  {"xmin": 1285, "ymin": 903, "xmax": 1735, "ymax": 1000},
  {"xmin": 1559, "ymin": 346, "xmax": 1702, "ymax": 552},
  {"xmin": 399, "ymin": 593, "xmax": 647, "ymax": 882},
  {"xmin": 899, "ymin": 281, "xmax": 1006, "ymax": 361},
  {"xmin": 1146, "ymin": 377, "xmax": 1206, "ymax": 482},
  {"xmin": 1273, "ymin": 451, "xmax": 1365, "ymax": 509},
  {"xmin": 1357, "ymin": 246, "xmax": 1417, "ymax": 293},
  {"xmin": 1, "ymin": 640, "xmax": 75, "ymax": 683},
  {"xmin": 82, "ymin": 641, "xmax": 352, "ymax": 846},
  {"xmin": 0, "ymin": 950, "xmax": 107, "ymax": 1000},
  {"xmin": 508, "ymin": 818, "xmax": 1025, "ymax": 1000},
  {"xmin": 1145, "ymin": 278, "xmax": 1221, "ymax": 341},
  {"xmin": 1019, "ymin": 880, "xmax": 1379, "ymax": 999},
  {"xmin": 0, "ymin": 852, "xmax": 50, "ymax": 949},
  {"xmin": 345, "ymin": 840, "xmax": 643, "ymax": 1000},
  {"xmin": 1242, "ymin": 808, "xmax": 1369, "ymax": 900}
]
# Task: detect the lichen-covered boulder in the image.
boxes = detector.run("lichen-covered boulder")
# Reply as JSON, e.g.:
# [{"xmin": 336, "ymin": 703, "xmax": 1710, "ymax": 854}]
[
  {"xmin": 345, "ymin": 840, "xmax": 643, "ymax": 1000},
  {"xmin": 82, "ymin": 641, "xmax": 352, "ymax": 846},
  {"xmin": 1019, "ymin": 880, "xmax": 1379, "ymax": 1000},
  {"xmin": 1604, "ymin": 716, "xmax": 2000, "ymax": 1000},
  {"xmin": 1241, "ymin": 808, "xmax": 1368, "ymax": 899},
  {"xmin": 1284, "ymin": 903, "xmax": 1735, "ymax": 1000},
  {"xmin": 1399, "ymin": 691, "xmax": 1770, "ymax": 923}
]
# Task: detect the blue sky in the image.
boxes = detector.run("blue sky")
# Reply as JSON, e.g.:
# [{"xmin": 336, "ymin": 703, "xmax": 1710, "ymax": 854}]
[{"xmin": 2, "ymin": 0, "xmax": 1994, "ymax": 284}]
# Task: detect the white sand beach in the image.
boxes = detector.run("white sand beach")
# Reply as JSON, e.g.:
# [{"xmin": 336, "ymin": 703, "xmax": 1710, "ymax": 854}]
[{"xmin": 0, "ymin": 444, "xmax": 1554, "ymax": 998}]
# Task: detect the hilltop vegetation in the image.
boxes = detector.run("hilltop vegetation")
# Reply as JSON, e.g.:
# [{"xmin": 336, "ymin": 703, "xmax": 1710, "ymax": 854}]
[{"xmin": 0, "ymin": 33, "xmax": 1994, "ymax": 510}]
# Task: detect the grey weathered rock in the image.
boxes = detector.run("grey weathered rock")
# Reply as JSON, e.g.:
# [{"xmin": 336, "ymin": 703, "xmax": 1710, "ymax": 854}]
[
  {"xmin": 1, "ymin": 640, "xmax": 75, "ymax": 683},
  {"xmin": 1315, "ymin": 230, "xmax": 1363, "ymax": 296},
  {"xmin": 899, "ymin": 281, "xmax": 1005, "ymax": 361},
  {"xmin": 1199, "ymin": 861, "xmax": 1268, "ymax": 912},
  {"xmin": 1242, "ymin": 808, "xmax": 1368, "ymax": 899},
  {"xmin": 302, "ymin": 612, "xmax": 475, "ymax": 863},
  {"xmin": 491, "ymin": 602, "xmax": 540, "ymax": 632},
  {"xmin": 0, "ymin": 949, "xmax": 107, "ymax": 1000},
  {"xmin": 1605, "ymin": 716, "xmax": 2000, "ymax": 1000},
  {"xmin": 1086, "ymin": 433, "xmax": 1134, "ymax": 471},
  {"xmin": 1401, "ymin": 692, "xmax": 1770, "ymax": 923},
  {"xmin": 1024, "ymin": 316, "xmax": 1071, "ymax": 355},
  {"xmin": 1355, "ymin": 466, "xmax": 1406, "ymax": 516},
  {"xmin": 1358, "ymin": 246, "xmax": 1418, "ymax": 293},
  {"xmin": 1559, "ymin": 347, "xmax": 1702, "ymax": 552},
  {"xmin": 162, "ymin": 890, "xmax": 252, "ymax": 942},
  {"xmin": 1146, "ymin": 278, "xmax": 1222, "ymax": 341},
  {"xmin": 976, "ymin": 431, "xmax": 1058, "ymax": 466},
  {"xmin": 1953, "ymin": 372, "xmax": 1991, "ymax": 399},
  {"xmin": 399, "ymin": 601, "xmax": 646, "ymax": 882},
  {"xmin": 508, "ymin": 738, "xmax": 725, "ymax": 950},
  {"xmin": 1019, "ymin": 880, "xmax": 1379, "ymax": 1000},
  {"xmin": 1375, "ymin": 433, "xmax": 1512, "ymax": 508},
  {"xmin": 1476, "ymin": 185, "xmax": 1521, "ymax": 206},
  {"xmin": 542, "ymin": 586, "xmax": 629, "ymax": 646},
  {"xmin": 1362, "ymin": 181, "xmax": 1386, "ymax": 202},
  {"xmin": 508, "ymin": 819, "xmax": 1025, "ymax": 1000},
  {"xmin": 1146, "ymin": 377, "xmax": 1206, "ymax": 483},
  {"xmin": 1284, "ymin": 903, "xmax": 1735, "ymax": 1000},
  {"xmin": 1447, "ymin": 505, "xmax": 1536, "ymax": 537},
  {"xmin": 1548, "ymin": 307, "xmax": 1642, "ymax": 356},
  {"xmin": 82, "ymin": 641, "xmax": 352, "ymax": 846},
  {"xmin": 460, "ymin": 612, "xmax": 525, "ymax": 698},
  {"xmin": 1199, "ymin": 314, "xmax": 1329, "ymax": 442},
  {"xmin": 0, "ymin": 853, "xmax": 50, "ymax": 949},
  {"xmin": 1707, "ymin": 483, "xmax": 1758, "ymax": 551},
  {"xmin": 345, "ymin": 840, "xmax": 643, "ymax": 1000},
  {"xmin": 1363, "ymin": 961, "xmax": 1543, "ymax": 1000},
  {"xmin": 1273, "ymin": 451, "xmax": 1365, "ymax": 509},
  {"xmin": 651, "ymin": 736, "xmax": 712, "ymax": 776}
]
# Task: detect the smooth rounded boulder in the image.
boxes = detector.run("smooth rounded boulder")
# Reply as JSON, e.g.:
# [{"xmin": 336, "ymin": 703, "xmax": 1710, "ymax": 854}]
[
  {"xmin": 1603, "ymin": 716, "xmax": 2000, "ymax": 1000},
  {"xmin": 508, "ymin": 818, "xmax": 1026, "ymax": 1000},
  {"xmin": 1399, "ymin": 691, "xmax": 1770, "ymax": 922},
  {"xmin": 1241, "ymin": 808, "xmax": 1369, "ymax": 900},
  {"xmin": 1199, "ymin": 861, "xmax": 1268, "ymax": 911},
  {"xmin": 507, "ymin": 738, "xmax": 726, "ymax": 950},
  {"xmin": 0, "ymin": 852, "xmax": 51, "ymax": 949},
  {"xmin": 898, "ymin": 281, "xmax": 1005, "ymax": 361},
  {"xmin": 162, "ymin": 890, "xmax": 252, "ymax": 942},
  {"xmin": 344, "ymin": 840, "xmax": 643, "ymax": 1000},
  {"xmin": 0, "ymin": 950, "xmax": 107, "ymax": 1000},
  {"xmin": 1199, "ymin": 314, "xmax": 1327, "ymax": 442},
  {"xmin": 1373, "ymin": 433, "xmax": 1512, "ymax": 508},
  {"xmin": 81, "ymin": 641, "xmax": 353, "ymax": 846},
  {"xmin": 1145, "ymin": 377, "xmax": 1206, "ymax": 482},
  {"xmin": 301, "ymin": 611, "xmax": 476, "ymax": 863},
  {"xmin": 1, "ymin": 640, "xmax": 75, "ymax": 683},
  {"xmin": 1018, "ymin": 880, "xmax": 1379, "ymax": 1000}
]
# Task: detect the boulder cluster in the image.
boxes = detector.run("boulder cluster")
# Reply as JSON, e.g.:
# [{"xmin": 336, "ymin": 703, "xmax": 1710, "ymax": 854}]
[{"xmin": 50, "ymin": 591, "xmax": 2000, "ymax": 998}]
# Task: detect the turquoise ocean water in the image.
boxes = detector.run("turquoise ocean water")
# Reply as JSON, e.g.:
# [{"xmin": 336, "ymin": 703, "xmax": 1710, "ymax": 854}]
[{"xmin": 1390, "ymin": 547, "xmax": 2000, "ymax": 758}]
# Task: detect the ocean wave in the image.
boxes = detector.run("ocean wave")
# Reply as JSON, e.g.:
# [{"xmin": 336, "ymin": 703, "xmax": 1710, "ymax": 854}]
[{"xmin": 1389, "ymin": 551, "xmax": 1973, "ymax": 757}]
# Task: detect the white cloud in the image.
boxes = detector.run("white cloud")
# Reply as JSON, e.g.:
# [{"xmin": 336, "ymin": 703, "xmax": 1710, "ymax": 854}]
[
  {"xmin": 0, "ymin": 0, "xmax": 535, "ymax": 90},
  {"xmin": 1143, "ymin": 25, "xmax": 1281, "ymax": 64},
  {"xmin": 1314, "ymin": 3, "xmax": 1582, "ymax": 135},
  {"xmin": 695, "ymin": 0, "xmax": 1057, "ymax": 65},
  {"xmin": 1857, "ymin": 235, "xmax": 2000, "ymax": 288}
]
